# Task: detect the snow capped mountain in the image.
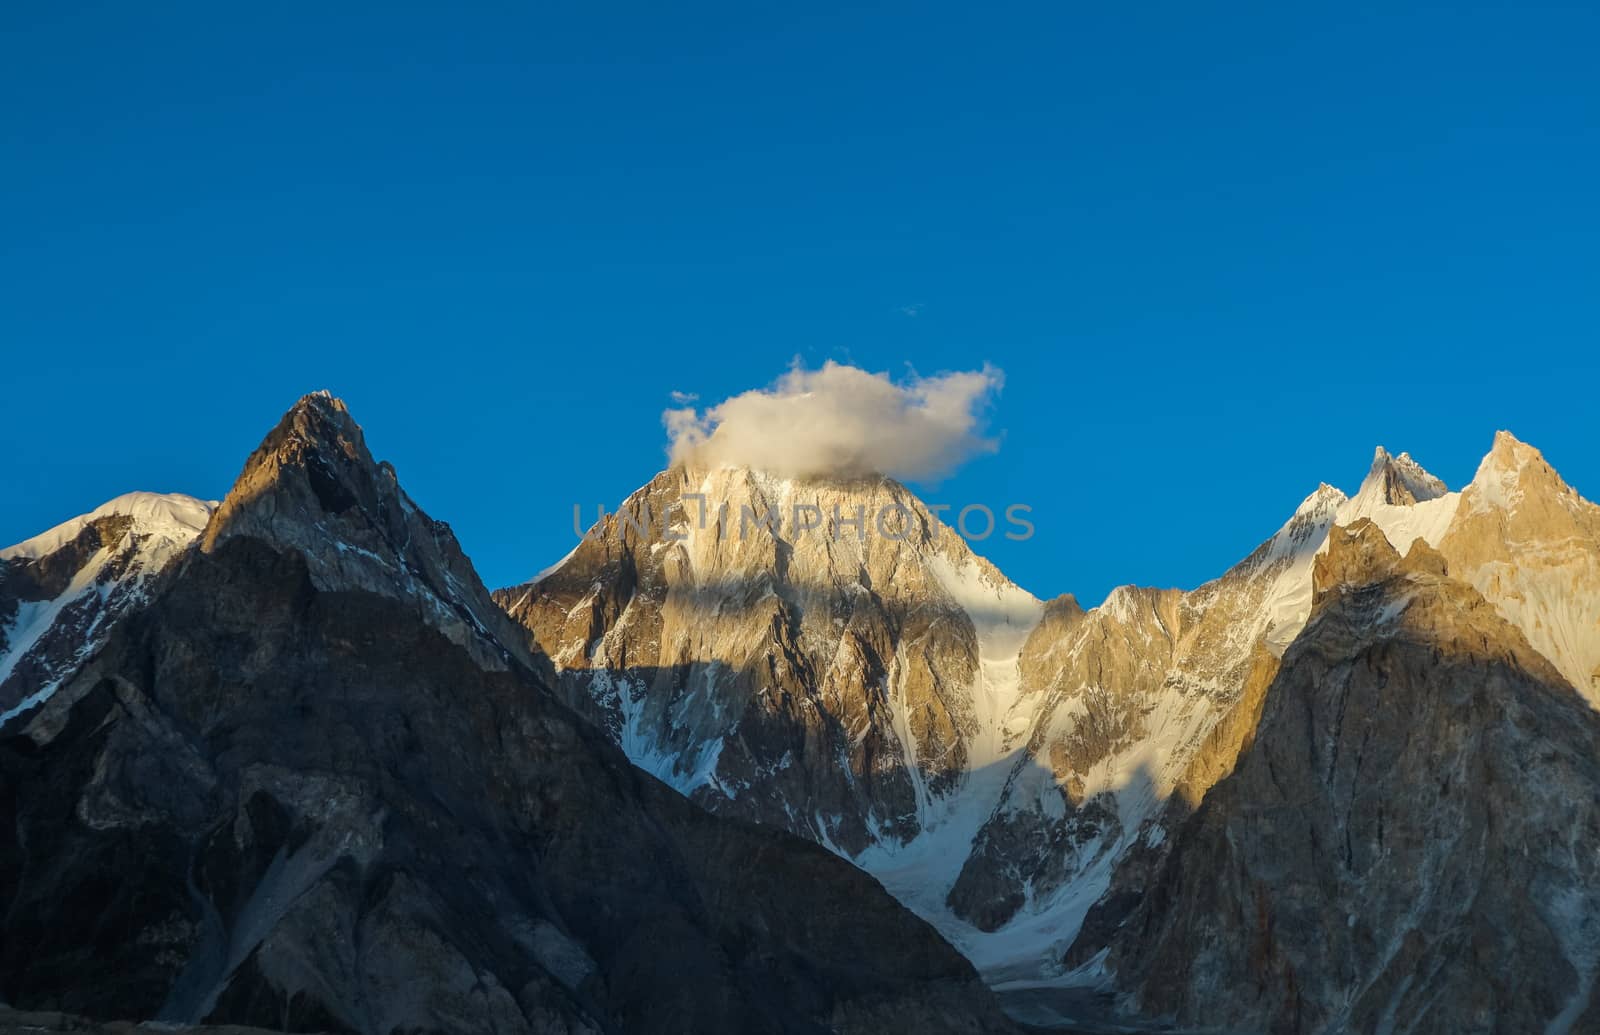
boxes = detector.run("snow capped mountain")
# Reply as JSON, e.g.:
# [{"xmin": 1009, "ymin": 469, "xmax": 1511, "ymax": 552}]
[
  {"xmin": 495, "ymin": 463, "xmax": 1044, "ymax": 854},
  {"xmin": 1, "ymin": 393, "xmax": 542, "ymax": 732},
  {"xmin": 499, "ymin": 460, "xmax": 1367, "ymax": 978},
  {"xmin": 1331, "ymin": 433, "xmax": 1600, "ymax": 707},
  {"xmin": 0, "ymin": 491, "xmax": 216, "ymax": 727},
  {"xmin": 2, "ymin": 492, "xmax": 214, "ymax": 562},
  {"xmin": 499, "ymin": 431, "xmax": 1600, "ymax": 994},
  {"xmin": 6, "ymin": 400, "xmax": 1595, "ymax": 1031}
]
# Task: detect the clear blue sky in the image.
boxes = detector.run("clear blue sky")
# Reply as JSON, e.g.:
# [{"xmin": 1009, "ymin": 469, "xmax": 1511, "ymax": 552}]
[{"xmin": 4, "ymin": 1, "xmax": 1597, "ymax": 604}]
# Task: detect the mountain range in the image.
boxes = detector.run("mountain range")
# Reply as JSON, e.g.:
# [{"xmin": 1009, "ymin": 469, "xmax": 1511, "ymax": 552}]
[
  {"xmin": 0, "ymin": 395, "xmax": 1009, "ymax": 1035},
  {"xmin": 4, "ymin": 393, "xmax": 1598, "ymax": 1033}
]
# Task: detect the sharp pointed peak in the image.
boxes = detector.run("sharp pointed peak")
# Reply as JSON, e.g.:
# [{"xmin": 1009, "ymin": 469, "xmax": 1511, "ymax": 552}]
[
  {"xmin": 1469, "ymin": 429, "xmax": 1561, "ymax": 488},
  {"xmin": 1372, "ymin": 445, "xmax": 1425, "ymax": 468},
  {"xmin": 201, "ymin": 393, "xmax": 535, "ymax": 672},
  {"xmin": 280, "ymin": 389, "xmax": 362, "ymax": 439},
  {"xmin": 1460, "ymin": 429, "xmax": 1587, "ymax": 515},
  {"xmin": 1483, "ymin": 429, "xmax": 1546, "ymax": 470},
  {"xmin": 300, "ymin": 387, "xmax": 343, "ymax": 407},
  {"xmin": 203, "ymin": 395, "xmax": 398, "ymax": 555},
  {"xmin": 1351, "ymin": 444, "xmax": 1448, "ymax": 508}
]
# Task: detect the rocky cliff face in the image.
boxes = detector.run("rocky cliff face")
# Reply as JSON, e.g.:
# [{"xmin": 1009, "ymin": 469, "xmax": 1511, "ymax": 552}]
[
  {"xmin": 1072, "ymin": 520, "xmax": 1600, "ymax": 1034},
  {"xmin": 0, "ymin": 395, "xmax": 1013, "ymax": 1035}
]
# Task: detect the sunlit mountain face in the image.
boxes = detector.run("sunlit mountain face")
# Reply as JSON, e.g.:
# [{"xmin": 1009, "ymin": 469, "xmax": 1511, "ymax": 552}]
[{"xmin": 495, "ymin": 425, "xmax": 1600, "ymax": 1030}]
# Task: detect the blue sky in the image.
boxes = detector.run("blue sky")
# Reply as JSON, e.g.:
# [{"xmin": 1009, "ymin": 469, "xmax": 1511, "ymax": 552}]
[{"xmin": 4, "ymin": 1, "xmax": 1597, "ymax": 604}]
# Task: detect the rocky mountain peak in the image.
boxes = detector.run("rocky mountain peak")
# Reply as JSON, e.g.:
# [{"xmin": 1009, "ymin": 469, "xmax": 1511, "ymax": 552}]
[
  {"xmin": 1311, "ymin": 516, "xmax": 1452, "ymax": 601},
  {"xmin": 1313, "ymin": 518, "xmax": 1403, "ymax": 596},
  {"xmin": 496, "ymin": 455, "xmax": 1044, "ymax": 862},
  {"xmin": 1461, "ymin": 429, "xmax": 1575, "ymax": 513},
  {"xmin": 1438, "ymin": 431, "xmax": 1600, "ymax": 702},
  {"xmin": 1351, "ymin": 445, "xmax": 1449, "ymax": 509},
  {"xmin": 201, "ymin": 391, "xmax": 377, "ymax": 554},
  {"xmin": 1487, "ymin": 427, "xmax": 1540, "ymax": 467},
  {"xmin": 202, "ymin": 392, "xmax": 537, "ymax": 673},
  {"xmin": 1334, "ymin": 445, "xmax": 1459, "ymax": 557}
]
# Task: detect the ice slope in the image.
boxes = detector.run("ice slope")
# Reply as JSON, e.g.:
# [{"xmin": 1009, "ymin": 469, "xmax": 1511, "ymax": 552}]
[{"xmin": 855, "ymin": 550, "xmax": 1048, "ymax": 974}]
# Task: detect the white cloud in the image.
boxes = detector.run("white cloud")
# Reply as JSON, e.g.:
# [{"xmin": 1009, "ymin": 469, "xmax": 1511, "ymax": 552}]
[
  {"xmin": 669, "ymin": 390, "xmax": 699, "ymax": 404},
  {"xmin": 664, "ymin": 360, "xmax": 1003, "ymax": 481}
]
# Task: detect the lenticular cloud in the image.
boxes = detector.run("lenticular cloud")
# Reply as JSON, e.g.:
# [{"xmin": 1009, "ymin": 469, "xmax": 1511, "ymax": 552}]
[{"xmin": 665, "ymin": 361, "xmax": 1003, "ymax": 481}]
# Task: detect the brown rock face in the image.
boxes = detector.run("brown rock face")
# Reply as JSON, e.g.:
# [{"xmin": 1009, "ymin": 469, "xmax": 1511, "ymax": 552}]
[
  {"xmin": 1435, "ymin": 431, "xmax": 1600, "ymax": 705},
  {"xmin": 0, "ymin": 395, "xmax": 1013, "ymax": 1035},
  {"xmin": 1073, "ymin": 519, "xmax": 1600, "ymax": 1033}
]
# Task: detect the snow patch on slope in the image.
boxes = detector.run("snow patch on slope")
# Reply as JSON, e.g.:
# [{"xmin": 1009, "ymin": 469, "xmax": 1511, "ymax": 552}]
[
  {"xmin": 927, "ymin": 551, "xmax": 1044, "ymax": 762},
  {"xmin": 2, "ymin": 492, "xmax": 216, "ymax": 561},
  {"xmin": 1338, "ymin": 491, "xmax": 1461, "ymax": 557},
  {"xmin": 853, "ymin": 551, "xmax": 1048, "ymax": 976},
  {"xmin": 1260, "ymin": 484, "xmax": 1346, "ymax": 654},
  {"xmin": 0, "ymin": 560, "xmax": 111, "ymax": 692}
]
